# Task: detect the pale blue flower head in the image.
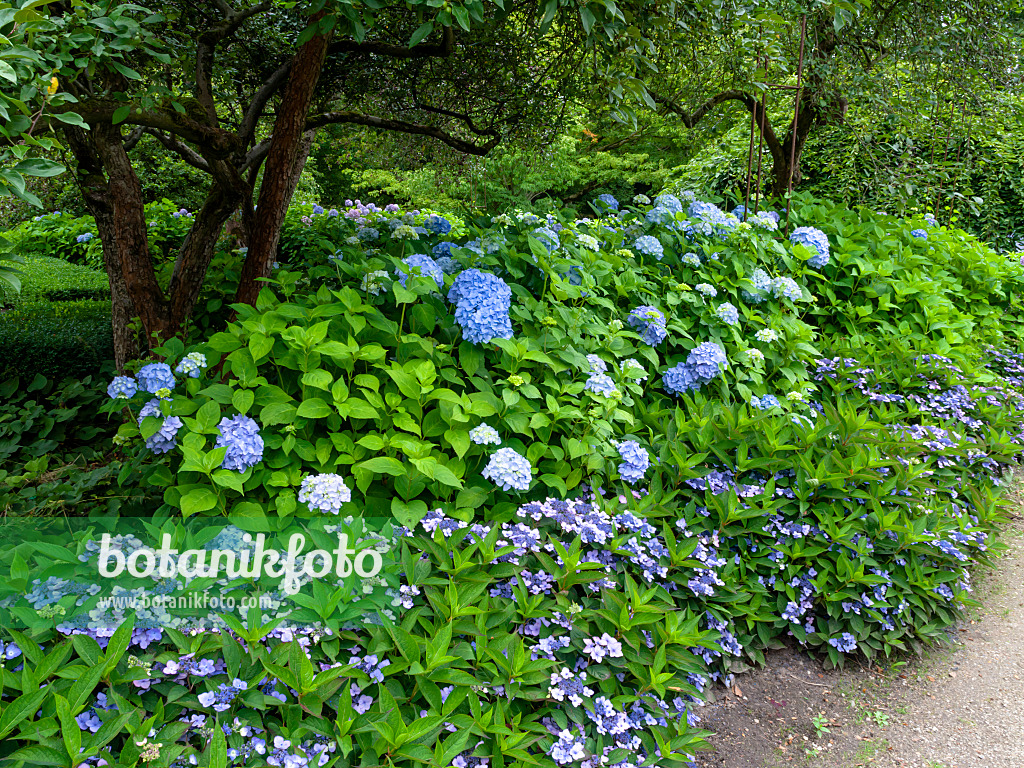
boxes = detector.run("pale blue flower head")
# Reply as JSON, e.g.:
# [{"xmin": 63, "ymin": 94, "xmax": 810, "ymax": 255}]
[
  {"xmin": 469, "ymin": 424, "xmax": 502, "ymax": 446},
  {"xmin": 136, "ymin": 363, "xmax": 176, "ymax": 394},
  {"xmin": 299, "ymin": 474, "xmax": 352, "ymax": 514},
  {"xmin": 215, "ymin": 414, "xmax": 264, "ymax": 472},
  {"xmin": 790, "ymin": 226, "xmax": 830, "ymax": 268},
  {"xmin": 482, "ymin": 447, "xmax": 532, "ymax": 492},
  {"xmin": 107, "ymin": 376, "xmax": 138, "ymax": 400}
]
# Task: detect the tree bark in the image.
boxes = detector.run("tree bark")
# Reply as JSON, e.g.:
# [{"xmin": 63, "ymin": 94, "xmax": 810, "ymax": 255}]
[
  {"xmin": 236, "ymin": 15, "xmax": 332, "ymax": 306},
  {"xmin": 64, "ymin": 126, "xmax": 142, "ymax": 370}
]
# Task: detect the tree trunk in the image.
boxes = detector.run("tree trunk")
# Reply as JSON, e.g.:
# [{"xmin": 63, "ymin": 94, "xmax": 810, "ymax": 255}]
[
  {"xmin": 236, "ymin": 15, "xmax": 331, "ymax": 307},
  {"xmin": 91, "ymin": 124, "xmax": 172, "ymax": 346},
  {"xmin": 64, "ymin": 126, "xmax": 141, "ymax": 370}
]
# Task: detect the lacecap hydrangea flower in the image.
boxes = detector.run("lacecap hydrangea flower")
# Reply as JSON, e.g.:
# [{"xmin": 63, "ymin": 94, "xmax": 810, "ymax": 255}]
[
  {"xmin": 469, "ymin": 424, "xmax": 501, "ymax": 446},
  {"xmin": 790, "ymin": 226, "xmax": 830, "ymax": 268},
  {"xmin": 633, "ymin": 235, "xmax": 664, "ymax": 260},
  {"xmin": 447, "ymin": 269, "xmax": 514, "ymax": 345},
  {"xmin": 174, "ymin": 352, "xmax": 207, "ymax": 379},
  {"xmin": 482, "ymin": 447, "xmax": 532, "ymax": 492},
  {"xmin": 215, "ymin": 414, "xmax": 264, "ymax": 472},
  {"xmin": 911, "ymin": 229, "xmax": 928, "ymax": 240},
  {"xmin": 626, "ymin": 305, "xmax": 668, "ymax": 346},
  {"xmin": 107, "ymin": 375, "xmax": 138, "ymax": 399},
  {"xmin": 396, "ymin": 253, "xmax": 444, "ymax": 289},
  {"xmin": 298, "ymin": 474, "xmax": 352, "ymax": 514},
  {"xmin": 136, "ymin": 363, "xmax": 176, "ymax": 394},
  {"xmin": 616, "ymin": 440, "xmax": 650, "ymax": 485},
  {"xmin": 138, "ymin": 399, "xmax": 182, "ymax": 454}
]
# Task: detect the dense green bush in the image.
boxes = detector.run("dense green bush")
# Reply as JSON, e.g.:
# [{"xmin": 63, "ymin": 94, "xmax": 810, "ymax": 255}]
[
  {"xmin": 0, "ymin": 299, "xmax": 112, "ymax": 379},
  {"xmin": 0, "ymin": 191, "xmax": 1021, "ymax": 768},
  {"xmin": 0, "ymin": 256, "xmax": 109, "ymax": 307}
]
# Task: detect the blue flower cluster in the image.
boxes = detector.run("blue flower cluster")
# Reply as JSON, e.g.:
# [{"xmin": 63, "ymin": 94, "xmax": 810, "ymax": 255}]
[
  {"xmin": 790, "ymin": 226, "xmax": 830, "ymax": 268},
  {"xmin": 175, "ymin": 352, "xmax": 207, "ymax": 379},
  {"xmin": 633, "ymin": 235, "xmax": 663, "ymax": 260},
  {"xmin": 626, "ymin": 305, "xmax": 668, "ymax": 346},
  {"xmin": 107, "ymin": 375, "xmax": 138, "ymax": 399},
  {"xmin": 447, "ymin": 269, "xmax": 514, "ymax": 345},
  {"xmin": 298, "ymin": 473, "xmax": 352, "ymax": 514},
  {"xmin": 482, "ymin": 447, "xmax": 533, "ymax": 492},
  {"xmin": 76, "ymin": 232, "xmax": 94, "ymax": 243},
  {"xmin": 596, "ymin": 194, "xmax": 619, "ymax": 211},
  {"xmin": 616, "ymin": 441, "xmax": 650, "ymax": 485},
  {"xmin": 136, "ymin": 363, "xmax": 176, "ymax": 394},
  {"xmin": 424, "ymin": 214, "xmax": 452, "ymax": 235},
  {"xmin": 750, "ymin": 394, "xmax": 780, "ymax": 410},
  {"xmin": 662, "ymin": 343, "xmax": 728, "ymax": 395},
  {"xmin": 396, "ymin": 253, "xmax": 444, "ymax": 289},
  {"xmin": 215, "ymin": 414, "xmax": 264, "ymax": 472},
  {"xmin": 771, "ymin": 276, "xmax": 802, "ymax": 301},
  {"xmin": 911, "ymin": 229, "xmax": 928, "ymax": 240},
  {"xmin": 715, "ymin": 302, "xmax": 739, "ymax": 326},
  {"xmin": 532, "ymin": 227, "xmax": 561, "ymax": 253},
  {"xmin": 469, "ymin": 423, "xmax": 501, "ymax": 445},
  {"xmin": 138, "ymin": 398, "xmax": 182, "ymax": 454}
]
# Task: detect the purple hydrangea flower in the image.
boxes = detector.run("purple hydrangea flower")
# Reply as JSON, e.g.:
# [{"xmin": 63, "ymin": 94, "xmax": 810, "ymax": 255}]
[{"xmin": 215, "ymin": 414, "xmax": 264, "ymax": 471}]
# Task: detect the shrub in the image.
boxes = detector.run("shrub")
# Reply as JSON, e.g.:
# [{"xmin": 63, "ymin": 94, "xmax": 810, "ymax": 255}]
[
  {"xmin": 0, "ymin": 299, "xmax": 113, "ymax": 379},
  {"xmin": 0, "ymin": 255, "xmax": 109, "ymax": 307}
]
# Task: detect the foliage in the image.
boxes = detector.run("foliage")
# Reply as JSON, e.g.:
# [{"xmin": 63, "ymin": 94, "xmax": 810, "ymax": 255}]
[
  {"xmin": 0, "ymin": 190, "xmax": 1022, "ymax": 766},
  {"xmin": 0, "ymin": 255, "xmax": 108, "ymax": 307},
  {"xmin": 0, "ymin": 299, "xmax": 112, "ymax": 380}
]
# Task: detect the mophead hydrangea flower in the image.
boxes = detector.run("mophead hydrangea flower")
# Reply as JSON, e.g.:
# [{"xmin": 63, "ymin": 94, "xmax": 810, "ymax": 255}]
[
  {"xmin": 361, "ymin": 270, "xmax": 388, "ymax": 296},
  {"xmin": 136, "ymin": 363, "xmax": 176, "ymax": 394},
  {"xmin": 751, "ymin": 394, "xmax": 780, "ymax": 410},
  {"xmin": 584, "ymin": 373, "xmax": 619, "ymax": 398},
  {"xmin": 620, "ymin": 358, "xmax": 647, "ymax": 382},
  {"xmin": 911, "ymin": 229, "xmax": 928, "ymax": 240},
  {"xmin": 770, "ymin": 276, "xmax": 802, "ymax": 301},
  {"xmin": 298, "ymin": 474, "xmax": 352, "ymax": 514},
  {"xmin": 742, "ymin": 268, "xmax": 772, "ymax": 304},
  {"xmin": 681, "ymin": 252, "xmax": 701, "ymax": 267},
  {"xmin": 790, "ymin": 226, "xmax": 830, "ymax": 268},
  {"xmin": 586, "ymin": 354, "xmax": 607, "ymax": 373},
  {"xmin": 175, "ymin": 352, "xmax": 207, "ymax": 379},
  {"xmin": 107, "ymin": 375, "xmax": 138, "ymax": 400},
  {"xmin": 654, "ymin": 193, "xmax": 683, "ymax": 214},
  {"xmin": 755, "ymin": 328, "xmax": 779, "ymax": 343},
  {"xmin": 662, "ymin": 361, "xmax": 700, "ymax": 395},
  {"xmin": 531, "ymin": 227, "xmax": 560, "ymax": 253},
  {"xmin": 687, "ymin": 341, "xmax": 728, "ymax": 382},
  {"xmin": 715, "ymin": 303, "xmax": 739, "ymax": 326},
  {"xmin": 424, "ymin": 214, "xmax": 452, "ymax": 235},
  {"xmin": 469, "ymin": 424, "xmax": 501, "ymax": 446},
  {"xmin": 482, "ymin": 447, "xmax": 532, "ymax": 492},
  {"xmin": 596, "ymin": 193, "xmax": 619, "ymax": 211},
  {"xmin": 627, "ymin": 305, "xmax": 668, "ymax": 346},
  {"xmin": 616, "ymin": 440, "xmax": 651, "ymax": 485},
  {"xmin": 633, "ymin": 235, "xmax": 664, "ymax": 260},
  {"xmin": 215, "ymin": 414, "xmax": 264, "ymax": 472},
  {"xmin": 695, "ymin": 283, "xmax": 717, "ymax": 298},
  {"xmin": 447, "ymin": 269, "xmax": 514, "ymax": 345},
  {"xmin": 431, "ymin": 241, "xmax": 457, "ymax": 259},
  {"xmin": 396, "ymin": 253, "xmax": 444, "ymax": 289},
  {"xmin": 138, "ymin": 398, "xmax": 182, "ymax": 454}
]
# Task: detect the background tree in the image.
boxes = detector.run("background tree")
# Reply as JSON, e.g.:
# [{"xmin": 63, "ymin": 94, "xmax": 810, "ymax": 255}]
[{"xmin": 11, "ymin": 0, "xmax": 685, "ymax": 367}]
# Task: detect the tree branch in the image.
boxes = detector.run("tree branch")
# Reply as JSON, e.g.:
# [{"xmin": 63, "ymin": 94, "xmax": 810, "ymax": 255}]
[
  {"xmin": 238, "ymin": 60, "xmax": 293, "ymax": 146},
  {"xmin": 196, "ymin": 0, "xmax": 273, "ymax": 125},
  {"xmin": 123, "ymin": 126, "xmax": 144, "ymax": 151},
  {"xmin": 305, "ymin": 111, "xmax": 501, "ymax": 155},
  {"xmin": 327, "ymin": 25, "xmax": 454, "ymax": 60},
  {"xmin": 143, "ymin": 128, "xmax": 211, "ymax": 172}
]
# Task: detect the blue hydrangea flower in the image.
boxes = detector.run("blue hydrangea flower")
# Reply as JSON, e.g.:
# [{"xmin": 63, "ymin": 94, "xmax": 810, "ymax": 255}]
[
  {"xmin": 662, "ymin": 362, "xmax": 700, "ymax": 395},
  {"xmin": 750, "ymin": 212, "xmax": 779, "ymax": 231},
  {"xmin": 357, "ymin": 227, "xmax": 379, "ymax": 242},
  {"xmin": 424, "ymin": 214, "xmax": 452, "ymax": 235},
  {"xmin": 771, "ymin": 276, "xmax": 802, "ymax": 301},
  {"xmin": 396, "ymin": 253, "xmax": 444, "ymax": 289},
  {"xmin": 482, "ymin": 447, "xmax": 532, "ymax": 492},
  {"xmin": 138, "ymin": 398, "xmax": 182, "ymax": 454},
  {"xmin": 731, "ymin": 204, "xmax": 748, "ymax": 219},
  {"xmin": 695, "ymin": 283, "xmax": 717, "ymax": 298},
  {"xmin": 751, "ymin": 394, "xmax": 781, "ymax": 410},
  {"xmin": 742, "ymin": 268, "xmax": 772, "ymax": 304},
  {"xmin": 298, "ymin": 474, "xmax": 352, "ymax": 514},
  {"xmin": 924, "ymin": 213, "xmax": 938, "ymax": 227},
  {"xmin": 715, "ymin": 302, "xmax": 739, "ymax": 326},
  {"xmin": 531, "ymin": 227, "xmax": 560, "ymax": 253},
  {"xmin": 447, "ymin": 269, "xmax": 514, "ymax": 344},
  {"xmin": 435, "ymin": 256, "xmax": 461, "ymax": 275},
  {"xmin": 596, "ymin": 193, "xmax": 619, "ymax": 211},
  {"xmin": 654, "ymin": 194, "xmax": 683, "ymax": 213},
  {"xmin": 469, "ymin": 424, "xmax": 501, "ymax": 446},
  {"xmin": 175, "ymin": 352, "xmax": 207, "ymax": 379},
  {"xmin": 584, "ymin": 372, "xmax": 619, "ymax": 398},
  {"xmin": 617, "ymin": 440, "xmax": 650, "ymax": 485},
  {"xmin": 136, "ymin": 363, "xmax": 176, "ymax": 394},
  {"xmin": 107, "ymin": 376, "xmax": 138, "ymax": 399},
  {"xmin": 681, "ymin": 252, "xmax": 701, "ymax": 267},
  {"xmin": 215, "ymin": 414, "xmax": 264, "ymax": 472},
  {"xmin": 432, "ymin": 241, "xmax": 457, "ymax": 258},
  {"xmin": 790, "ymin": 226, "xmax": 830, "ymax": 268},
  {"xmin": 620, "ymin": 358, "xmax": 647, "ymax": 382},
  {"xmin": 627, "ymin": 305, "xmax": 668, "ymax": 346},
  {"xmin": 76, "ymin": 232, "xmax": 94, "ymax": 243},
  {"xmin": 645, "ymin": 206, "xmax": 676, "ymax": 226},
  {"xmin": 827, "ymin": 632, "xmax": 857, "ymax": 653},
  {"xmin": 633, "ymin": 235, "xmax": 663, "ymax": 260},
  {"xmin": 911, "ymin": 229, "xmax": 928, "ymax": 240},
  {"xmin": 586, "ymin": 354, "xmax": 607, "ymax": 373},
  {"xmin": 688, "ymin": 342, "xmax": 728, "ymax": 383}
]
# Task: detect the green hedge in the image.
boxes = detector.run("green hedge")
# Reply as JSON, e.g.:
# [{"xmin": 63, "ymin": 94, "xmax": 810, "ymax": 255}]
[
  {"xmin": 0, "ymin": 255, "xmax": 109, "ymax": 307},
  {"xmin": 0, "ymin": 299, "xmax": 113, "ymax": 379}
]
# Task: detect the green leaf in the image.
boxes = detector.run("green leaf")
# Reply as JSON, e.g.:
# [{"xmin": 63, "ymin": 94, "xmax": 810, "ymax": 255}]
[
  {"xmin": 409, "ymin": 20, "xmax": 434, "ymax": 46},
  {"xmin": 355, "ymin": 457, "xmax": 406, "ymax": 476},
  {"xmin": 111, "ymin": 105, "xmax": 130, "ymax": 125},
  {"xmin": 232, "ymin": 389, "xmax": 255, "ymax": 415},
  {"xmin": 297, "ymin": 398, "xmax": 332, "ymax": 418},
  {"xmin": 0, "ymin": 686, "xmax": 50, "ymax": 740},
  {"xmin": 181, "ymin": 487, "xmax": 219, "ymax": 515}
]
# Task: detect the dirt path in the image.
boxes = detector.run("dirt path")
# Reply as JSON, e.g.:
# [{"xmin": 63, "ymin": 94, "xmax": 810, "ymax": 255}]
[{"xmin": 694, "ymin": 501, "xmax": 1024, "ymax": 768}]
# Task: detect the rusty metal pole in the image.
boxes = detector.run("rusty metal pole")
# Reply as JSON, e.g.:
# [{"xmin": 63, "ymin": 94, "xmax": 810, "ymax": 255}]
[
  {"xmin": 754, "ymin": 89, "xmax": 768, "ymax": 214},
  {"xmin": 783, "ymin": 14, "xmax": 807, "ymax": 237},
  {"xmin": 744, "ymin": 106, "xmax": 756, "ymax": 221}
]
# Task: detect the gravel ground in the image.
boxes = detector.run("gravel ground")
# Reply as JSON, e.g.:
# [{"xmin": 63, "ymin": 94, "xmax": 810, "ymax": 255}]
[{"xmin": 694, "ymin": 498, "xmax": 1024, "ymax": 768}]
